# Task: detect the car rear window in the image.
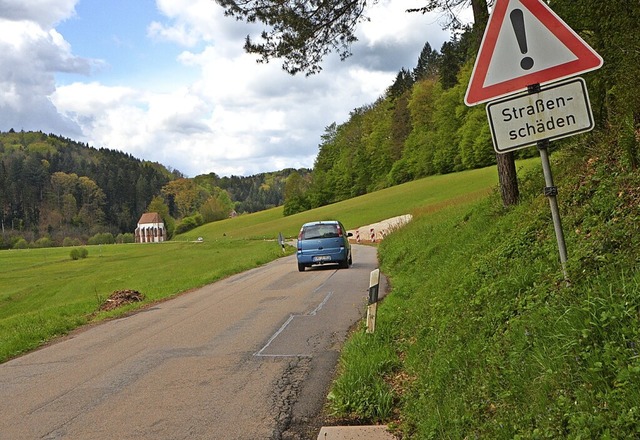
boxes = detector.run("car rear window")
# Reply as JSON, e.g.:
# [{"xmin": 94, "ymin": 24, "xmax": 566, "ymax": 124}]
[{"xmin": 301, "ymin": 224, "xmax": 339, "ymax": 239}]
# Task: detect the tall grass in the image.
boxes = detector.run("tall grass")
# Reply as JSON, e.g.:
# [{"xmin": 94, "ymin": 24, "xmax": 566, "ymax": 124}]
[{"xmin": 328, "ymin": 144, "xmax": 640, "ymax": 438}]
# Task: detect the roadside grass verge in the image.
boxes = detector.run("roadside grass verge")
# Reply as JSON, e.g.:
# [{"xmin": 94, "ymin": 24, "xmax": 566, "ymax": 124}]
[
  {"xmin": 1, "ymin": 161, "xmax": 536, "ymax": 364},
  {"xmin": 327, "ymin": 143, "xmax": 640, "ymax": 438}
]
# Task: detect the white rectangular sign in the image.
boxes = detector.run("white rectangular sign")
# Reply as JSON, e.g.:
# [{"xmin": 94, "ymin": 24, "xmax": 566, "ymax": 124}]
[{"xmin": 486, "ymin": 77, "xmax": 594, "ymax": 153}]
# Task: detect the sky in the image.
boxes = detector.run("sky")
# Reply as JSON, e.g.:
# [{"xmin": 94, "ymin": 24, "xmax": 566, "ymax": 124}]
[{"xmin": 0, "ymin": 0, "xmax": 467, "ymax": 177}]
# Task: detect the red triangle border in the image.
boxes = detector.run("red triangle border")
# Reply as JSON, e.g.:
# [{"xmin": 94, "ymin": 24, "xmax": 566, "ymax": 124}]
[{"xmin": 465, "ymin": 0, "xmax": 603, "ymax": 106}]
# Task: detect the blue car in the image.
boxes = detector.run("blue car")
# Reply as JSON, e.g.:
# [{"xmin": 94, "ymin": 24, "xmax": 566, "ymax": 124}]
[{"xmin": 296, "ymin": 220, "xmax": 353, "ymax": 272}]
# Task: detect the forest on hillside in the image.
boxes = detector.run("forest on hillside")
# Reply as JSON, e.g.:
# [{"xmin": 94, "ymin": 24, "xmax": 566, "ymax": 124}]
[
  {"xmin": 0, "ymin": 131, "xmax": 309, "ymax": 249},
  {"xmin": 282, "ymin": 1, "xmax": 639, "ymax": 215}
]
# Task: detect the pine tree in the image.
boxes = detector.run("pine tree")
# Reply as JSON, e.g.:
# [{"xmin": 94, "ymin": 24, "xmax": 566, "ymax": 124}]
[{"xmin": 414, "ymin": 42, "xmax": 441, "ymax": 81}]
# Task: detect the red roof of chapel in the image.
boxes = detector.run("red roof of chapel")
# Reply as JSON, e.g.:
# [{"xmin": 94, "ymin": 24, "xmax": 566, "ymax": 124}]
[{"xmin": 138, "ymin": 212, "xmax": 162, "ymax": 224}]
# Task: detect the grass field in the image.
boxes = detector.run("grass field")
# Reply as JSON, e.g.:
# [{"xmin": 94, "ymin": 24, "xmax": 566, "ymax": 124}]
[
  {"xmin": 0, "ymin": 160, "xmax": 535, "ymax": 363},
  {"xmin": 327, "ymin": 147, "xmax": 640, "ymax": 438}
]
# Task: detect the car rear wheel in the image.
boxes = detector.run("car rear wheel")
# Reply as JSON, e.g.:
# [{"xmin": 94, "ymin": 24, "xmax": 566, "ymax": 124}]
[{"xmin": 298, "ymin": 263, "xmax": 305, "ymax": 272}]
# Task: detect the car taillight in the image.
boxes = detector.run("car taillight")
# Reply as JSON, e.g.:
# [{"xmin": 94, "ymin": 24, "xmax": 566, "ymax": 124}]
[{"xmin": 336, "ymin": 225, "xmax": 343, "ymax": 237}]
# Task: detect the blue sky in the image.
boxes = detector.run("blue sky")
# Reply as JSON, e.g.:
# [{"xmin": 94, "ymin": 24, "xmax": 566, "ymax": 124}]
[
  {"xmin": 59, "ymin": 1, "xmax": 160, "ymax": 79},
  {"xmin": 0, "ymin": 0, "xmax": 457, "ymax": 177},
  {"xmin": 56, "ymin": 0, "xmax": 199, "ymax": 89}
]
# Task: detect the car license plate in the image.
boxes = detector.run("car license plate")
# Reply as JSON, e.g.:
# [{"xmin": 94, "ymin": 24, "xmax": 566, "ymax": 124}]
[{"xmin": 313, "ymin": 256, "xmax": 331, "ymax": 262}]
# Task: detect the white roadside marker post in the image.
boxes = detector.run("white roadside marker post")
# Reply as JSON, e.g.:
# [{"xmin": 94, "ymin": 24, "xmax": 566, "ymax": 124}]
[
  {"xmin": 278, "ymin": 232, "xmax": 285, "ymax": 253},
  {"xmin": 366, "ymin": 269, "xmax": 380, "ymax": 334}
]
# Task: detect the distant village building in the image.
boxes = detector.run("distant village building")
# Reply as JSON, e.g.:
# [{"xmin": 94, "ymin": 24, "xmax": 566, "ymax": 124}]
[{"xmin": 135, "ymin": 212, "xmax": 166, "ymax": 243}]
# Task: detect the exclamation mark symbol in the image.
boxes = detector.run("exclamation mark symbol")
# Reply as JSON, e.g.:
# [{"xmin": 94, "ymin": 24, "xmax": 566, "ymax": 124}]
[{"xmin": 510, "ymin": 8, "xmax": 534, "ymax": 70}]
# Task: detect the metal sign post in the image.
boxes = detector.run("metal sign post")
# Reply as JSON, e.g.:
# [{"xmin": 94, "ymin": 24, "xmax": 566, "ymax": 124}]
[
  {"xmin": 537, "ymin": 139, "xmax": 569, "ymax": 280},
  {"xmin": 523, "ymin": 83, "xmax": 569, "ymax": 281}
]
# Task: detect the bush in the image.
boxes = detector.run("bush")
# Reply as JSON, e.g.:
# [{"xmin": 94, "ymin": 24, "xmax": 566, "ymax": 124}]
[
  {"xmin": 13, "ymin": 238, "xmax": 28, "ymax": 249},
  {"xmin": 69, "ymin": 247, "xmax": 89, "ymax": 260},
  {"xmin": 116, "ymin": 233, "xmax": 135, "ymax": 244},
  {"xmin": 88, "ymin": 233, "xmax": 115, "ymax": 245},
  {"xmin": 175, "ymin": 214, "xmax": 204, "ymax": 234},
  {"xmin": 283, "ymin": 196, "xmax": 310, "ymax": 216},
  {"xmin": 34, "ymin": 237, "xmax": 54, "ymax": 248},
  {"xmin": 62, "ymin": 237, "xmax": 81, "ymax": 247}
]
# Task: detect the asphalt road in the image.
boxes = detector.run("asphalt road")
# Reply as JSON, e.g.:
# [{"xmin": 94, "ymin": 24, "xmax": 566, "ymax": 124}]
[{"xmin": 0, "ymin": 244, "xmax": 384, "ymax": 440}]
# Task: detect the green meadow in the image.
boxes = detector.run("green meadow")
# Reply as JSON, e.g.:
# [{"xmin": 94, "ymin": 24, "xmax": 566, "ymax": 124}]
[
  {"xmin": 1, "ymin": 162, "xmax": 526, "ymax": 363},
  {"xmin": 328, "ymin": 146, "xmax": 640, "ymax": 438}
]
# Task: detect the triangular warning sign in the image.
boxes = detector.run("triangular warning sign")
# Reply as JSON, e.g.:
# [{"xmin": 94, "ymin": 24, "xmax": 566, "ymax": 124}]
[{"xmin": 465, "ymin": 0, "xmax": 603, "ymax": 106}]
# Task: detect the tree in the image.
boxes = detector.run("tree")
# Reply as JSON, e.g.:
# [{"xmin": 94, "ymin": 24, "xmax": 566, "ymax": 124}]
[
  {"xmin": 147, "ymin": 195, "xmax": 175, "ymax": 238},
  {"xmin": 439, "ymin": 37, "xmax": 466, "ymax": 90},
  {"xmin": 283, "ymin": 171, "xmax": 310, "ymax": 216},
  {"xmin": 62, "ymin": 193, "xmax": 77, "ymax": 224},
  {"xmin": 50, "ymin": 172, "xmax": 79, "ymax": 210},
  {"xmin": 390, "ymin": 93, "xmax": 412, "ymax": 161},
  {"xmin": 410, "ymin": 0, "xmax": 518, "ymax": 207},
  {"xmin": 408, "ymin": 0, "xmax": 491, "ymax": 43},
  {"xmin": 387, "ymin": 69, "xmax": 415, "ymax": 100},
  {"xmin": 161, "ymin": 178, "xmax": 208, "ymax": 219},
  {"xmin": 200, "ymin": 189, "xmax": 234, "ymax": 222},
  {"xmin": 215, "ymin": 0, "xmax": 370, "ymax": 75},
  {"xmin": 413, "ymin": 42, "xmax": 441, "ymax": 81},
  {"xmin": 77, "ymin": 176, "xmax": 106, "ymax": 227},
  {"xmin": 0, "ymin": 160, "xmax": 6, "ymax": 234},
  {"xmin": 549, "ymin": 0, "xmax": 640, "ymax": 169},
  {"xmin": 403, "ymin": 77, "xmax": 440, "ymax": 179}
]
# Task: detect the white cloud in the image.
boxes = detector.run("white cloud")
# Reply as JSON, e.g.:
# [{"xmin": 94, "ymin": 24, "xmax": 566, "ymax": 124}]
[
  {"xmin": 149, "ymin": 0, "xmax": 239, "ymax": 47},
  {"xmin": 361, "ymin": 1, "xmax": 437, "ymax": 45},
  {"xmin": 148, "ymin": 21, "xmax": 200, "ymax": 48},
  {"xmin": 0, "ymin": 1, "xmax": 105, "ymax": 135},
  {"xmin": 1, "ymin": 0, "xmax": 456, "ymax": 177},
  {"xmin": 0, "ymin": 0, "xmax": 77, "ymax": 27}
]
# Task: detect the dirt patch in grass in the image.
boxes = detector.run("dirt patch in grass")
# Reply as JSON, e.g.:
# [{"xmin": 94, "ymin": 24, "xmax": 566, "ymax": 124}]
[{"xmin": 99, "ymin": 289, "xmax": 145, "ymax": 312}]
